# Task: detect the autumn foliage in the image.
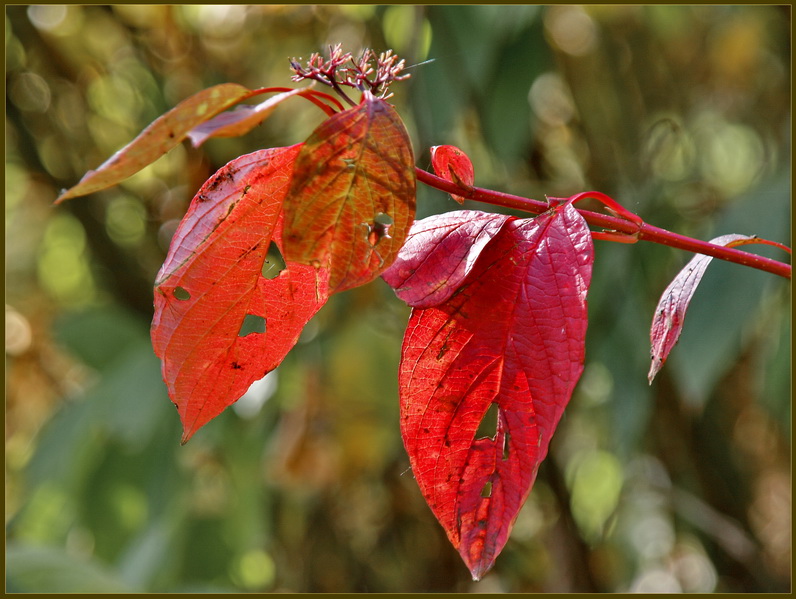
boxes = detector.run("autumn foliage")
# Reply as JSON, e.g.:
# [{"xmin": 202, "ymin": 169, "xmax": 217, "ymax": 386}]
[{"xmin": 56, "ymin": 45, "xmax": 791, "ymax": 580}]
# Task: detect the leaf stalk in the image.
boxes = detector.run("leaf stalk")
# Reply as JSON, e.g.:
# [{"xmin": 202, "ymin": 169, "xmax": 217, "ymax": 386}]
[{"xmin": 415, "ymin": 167, "xmax": 792, "ymax": 280}]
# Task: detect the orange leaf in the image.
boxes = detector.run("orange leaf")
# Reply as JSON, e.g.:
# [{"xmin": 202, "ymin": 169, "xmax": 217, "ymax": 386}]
[
  {"xmin": 151, "ymin": 145, "xmax": 329, "ymax": 443},
  {"xmin": 187, "ymin": 88, "xmax": 319, "ymax": 146},
  {"xmin": 282, "ymin": 93, "xmax": 416, "ymax": 293},
  {"xmin": 56, "ymin": 83, "xmax": 265, "ymax": 203}
]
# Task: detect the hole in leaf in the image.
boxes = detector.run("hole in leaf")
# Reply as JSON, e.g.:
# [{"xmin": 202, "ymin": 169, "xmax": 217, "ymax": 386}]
[
  {"xmin": 261, "ymin": 241, "xmax": 286, "ymax": 279},
  {"xmin": 476, "ymin": 403, "xmax": 499, "ymax": 440},
  {"xmin": 502, "ymin": 431, "xmax": 511, "ymax": 461},
  {"xmin": 374, "ymin": 212, "xmax": 393, "ymax": 226},
  {"xmin": 366, "ymin": 213, "xmax": 394, "ymax": 247},
  {"xmin": 238, "ymin": 314, "xmax": 266, "ymax": 337},
  {"xmin": 174, "ymin": 286, "xmax": 191, "ymax": 301},
  {"xmin": 481, "ymin": 481, "xmax": 493, "ymax": 498}
]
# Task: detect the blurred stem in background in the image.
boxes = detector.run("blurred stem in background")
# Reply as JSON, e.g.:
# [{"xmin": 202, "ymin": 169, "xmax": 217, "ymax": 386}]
[{"xmin": 6, "ymin": 5, "xmax": 790, "ymax": 593}]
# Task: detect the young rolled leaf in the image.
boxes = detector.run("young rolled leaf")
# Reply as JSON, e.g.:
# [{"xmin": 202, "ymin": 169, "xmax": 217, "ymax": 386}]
[
  {"xmin": 382, "ymin": 210, "xmax": 508, "ymax": 308},
  {"xmin": 151, "ymin": 145, "xmax": 330, "ymax": 443},
  {"xmin": 282, "ymin": 92, "xmax": 416, "ymax": 293},
  {"xmin": 398, "ymin": 204, "xmax": 594, "ymax": 580},
  {"xmin": 648, "ymin": 233, "xmax": 760, "ymax": 383},
  {"xmin": 430, "ymin": 145, "xmax": 475, "ymax": 205}
]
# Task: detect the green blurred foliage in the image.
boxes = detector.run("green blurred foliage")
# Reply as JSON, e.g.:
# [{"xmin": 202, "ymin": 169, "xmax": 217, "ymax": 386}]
[{"xmin": 5, "ymin": 5, "xmax": 790, "ymax": 593}]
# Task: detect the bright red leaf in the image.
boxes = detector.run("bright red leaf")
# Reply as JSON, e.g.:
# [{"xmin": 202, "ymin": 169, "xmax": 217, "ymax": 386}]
[
  {"xmin": 151, "ymin": 144, "xmax": 330, "ymax": 443},
  {"xmin": 282, "ymin": 92, "xmax": 416, "ymax": 293},
  {"xmin": 648, "ymin": 233, "xmax": 760, "ymax": 383},
  {"xmin": 398, "ymin": 204, "xmax": 593, "ymax": 580},
  {"xmin": 430, "ymin": 145, "xmax": 475, "ymax": 204},
  {"xmin": 382, "ymin": 210, "xmax": 509, "ymax": 308}
]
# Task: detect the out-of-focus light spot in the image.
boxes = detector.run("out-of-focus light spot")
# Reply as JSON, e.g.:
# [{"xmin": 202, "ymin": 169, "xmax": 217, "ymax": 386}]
[
  {"xmin": 180, "ymin": 5, "xmax": 248, "ymax": 37},
  {"xmin": 37, "ymin": 213, "xmax": 97, "ymax": 306},
  {"xmin": 545, "ymin": 6, "xmax": 598, "ymax": 57},
  {"xmin": 630, "ymin": 513, "xmax": 675, "ymax": 560},
  {"xmin": 567, "ymin": 449, "xmax": 623, "ymax": 541},
  {"xmin": 158, "ymin": 219, "xmax": 181, "ymax": 251},
  {"xmin": 708, "ymin": 16, "xmax": 764, "ymax": 83},
  {"xmin": 6, "ymin": 34, "xmax": 26, "ymax": 71},
  {"xmin": 749, "ymin": 469, "xmax": 791, "ymax": 576},
  {"xmin": 5, "ymin": 306, "xmax": 33, "ymax": 356},
  {"xmin": 629, "ymin": 568, "xmax": 682, "ymax": 593},
  {"xmin": 511, "ymin": 482, "xmax": 556, "ymax": 540},
  {"xmin": 86, "ymin": 74, "xmax": 142, "ymax": 127},
  {"xmin": 230, "ymin": 549, "xmax": 276, "ymax": 590},
  {"xmin": 27, "ymin": 5, "xmax": 68, "ymax": 31},
  {"xmin": 234, "ymin": 371, "xmax": 278, "ymax": 419},
  {"xmin": 671, "ymin": 538, "xmax": 718, "ymax": 592},
  {"xmin": 529, "ymin": 72, "xmax": 576, "ymax": 127},
  {"xmin": 111, "ymin": 484, "xmax": 148, "ymax": 533},
  {"xmin": 538, "ymin": 127, "xmax": 588, "ymax": 190},
  {"xmin": 642, "ymin": 116, "xmax": 695, "ymax": 182},
  {"xmin": 5, "ymin": 162, "xmax": 30, "ymax": 215},
  {"xmin": 382, "ymin": 6, "xmax": 432, "ymax": 60},
  {"xmin": 83, "ymin": 11, "xmax": 128, "ymax": 58},
  {"xmin": 694, "ymin": 113, "xmax": 764, "ymax": 196},
  {"xmin": 105, "ymin": 196, "xmax": 147, "ymax": 247},
  {"xmin": 339, "ymin": 4, "xmax": 377, "ymax": 20},
  {"xmin": 576, "ymin": 361, "xmax": 613, "ymax": 406},
  {"xmin": 9, "ymin": 72, "xmax": 51, "ymax": 113},
  {"xmin": 702, "ymin": 123, "xmax": 764, "ymax": 195},
  {"xmin": 13, "ymin": 483, "xmax": 75, "ymax": 543},
  {"xmin": 112, "ymin": 5, "xmax": 170, "ymax": 29},
  {"xmin": 39, "ymin": 135, "xmax": 74, "ymax": 180}
]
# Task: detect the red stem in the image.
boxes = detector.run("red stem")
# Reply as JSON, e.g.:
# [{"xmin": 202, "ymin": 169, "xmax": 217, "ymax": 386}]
[{"xmin": 415, "ymin": 168, "xmax": 792, "ymax": 280}]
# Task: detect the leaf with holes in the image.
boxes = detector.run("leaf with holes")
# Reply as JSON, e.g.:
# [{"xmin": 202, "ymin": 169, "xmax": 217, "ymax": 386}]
[
  {"xmin": 282, "ymin": 92, "xmax": 416, "ymax": 293},
  {"xmin": 151, "ymin": 144, "xmax": 329, "ymax": 443},
  {"xmin": 648, "ymin": 233, "xmax": 763, "ymax": 383},
  {"xmin": 398, "ymin": 204, "xmax": 593, "ymax": 580},
  {"xmin": 430, "ymin": 145, "xmax": 475, "ymax": 205},
  {"xmin": 382, "ymin": 210, "xmax": 509, "ymax": 308}
]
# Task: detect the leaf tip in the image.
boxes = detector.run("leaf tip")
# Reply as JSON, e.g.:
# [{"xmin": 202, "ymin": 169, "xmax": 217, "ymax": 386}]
[
  {"xmin": 180, "ymin": 426, "xmax": 196, "ymax": 446},
  {"xmin": 54, "ymin": 188, "xmax": 73, "ymax": 204},
  {"xmin": 648, "ymin": 358, "xmax": 663, "ymax": 384},
  {"xmin": 466, "ymin": 558, "xmax": 493, "ymax": 582}
]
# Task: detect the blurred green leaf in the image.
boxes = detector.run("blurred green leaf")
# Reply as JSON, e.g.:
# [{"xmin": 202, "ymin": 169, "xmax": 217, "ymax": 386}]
[{"xmin": 6, "ymin": 543, "xmax": 135, "ymax": 593}]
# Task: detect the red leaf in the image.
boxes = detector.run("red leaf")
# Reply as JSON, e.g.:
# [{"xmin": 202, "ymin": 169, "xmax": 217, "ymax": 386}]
[
  {"xmin": 56, "ymin": 83, "xmax": 263, "ymax": 203},
  {"xmin": 399, "ymin": 204, "xmax": 593, "ymax": 580},
  {"xmin": 382, "ymin": 210, "xmax": 509, "ymax": 308},
  {"xmin": 282, "ymin": 93, "xmax": 416, "ymax": 293},
  {"xmin": 648, "ymin": 233, "xmax": 757, "ymax": 383},
  {"xmin": 151, "ymin": 145, "xmax": 329, "ymax": 443},
  {"xmin": 430, "ymin": 145, "xmax": 475, "ymax": 204}
]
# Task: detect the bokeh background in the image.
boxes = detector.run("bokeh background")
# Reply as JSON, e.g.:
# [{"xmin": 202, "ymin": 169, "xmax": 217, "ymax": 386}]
[{"xmin": 5, "ymin": 5, "xmax": 790, "ymax": 593}]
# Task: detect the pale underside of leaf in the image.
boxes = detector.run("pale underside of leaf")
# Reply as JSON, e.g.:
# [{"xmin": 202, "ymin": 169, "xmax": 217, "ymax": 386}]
[
  {"xmin": 648, "ymin": 233, "xmax": 757, "ymax": 383},
  {"xmin": 382, "ymin": 210, "xmax": 509, "ymax": 308}
]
